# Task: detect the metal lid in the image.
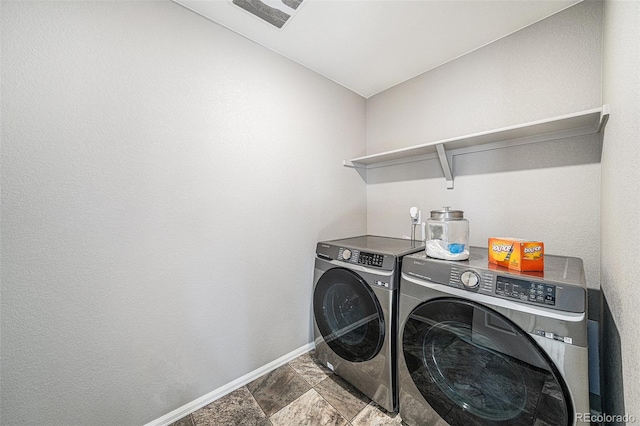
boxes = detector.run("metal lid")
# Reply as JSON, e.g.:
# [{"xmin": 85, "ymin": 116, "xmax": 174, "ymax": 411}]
[{"xmin": 430, "ymin": 207, "xmax": 464, "ymax": 220}]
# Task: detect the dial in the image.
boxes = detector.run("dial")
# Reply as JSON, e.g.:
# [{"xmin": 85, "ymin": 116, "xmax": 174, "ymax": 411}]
[
  {"xmin": 460, "ymin": 270, "xmax": 480, "ymax": 289},
  {"xmin": 342, "ymin": 249, "xmax": 352, "ymax": 261}
]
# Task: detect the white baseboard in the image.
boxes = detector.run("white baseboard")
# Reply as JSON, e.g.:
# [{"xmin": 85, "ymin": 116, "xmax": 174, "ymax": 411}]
[{"xmin": 144, "ymin": 342, "xmax": 315, "ymax": 426}]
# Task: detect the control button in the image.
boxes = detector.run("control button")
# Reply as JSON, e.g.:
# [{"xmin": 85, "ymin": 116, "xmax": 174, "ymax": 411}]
[
  {"xmin": 342, "ymin": 249, "xmax": 352, "ymax": 261},
  {"xmin": 460, "ymin": 271, "xmax": 480, "ymax": 289}
]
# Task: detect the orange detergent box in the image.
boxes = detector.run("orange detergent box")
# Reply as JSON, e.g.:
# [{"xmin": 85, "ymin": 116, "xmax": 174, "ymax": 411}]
[{"xmin": 488, "ymin": 238, "xmax": 544, "ymax": 272}]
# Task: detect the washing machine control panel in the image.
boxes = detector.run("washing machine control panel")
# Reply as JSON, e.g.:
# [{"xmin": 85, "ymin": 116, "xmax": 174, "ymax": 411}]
[
  {"xmin": 496, "ymin": 276, "xmax": 556, "ymax": 306},
  {"xmin": 449, "ymin": 266, "xmax": 493, "ymax": 293},
  {"xmin": 358, "ymin": 251, "xmax": 384, "ymax": 268},
  {"xmin": 337, "ymin": 248, "xmax": 385, "ymax": 268},
  {"xmin": 460, "ymin": 270, "xmax": 480, "ymax": 288},
  {"xmin": 402, "ymin": 251, "xmax": 586, "ymax": 313},
  {"xmin": 449, "ymin": 267, "xmax": 556, "ymax": 305}
]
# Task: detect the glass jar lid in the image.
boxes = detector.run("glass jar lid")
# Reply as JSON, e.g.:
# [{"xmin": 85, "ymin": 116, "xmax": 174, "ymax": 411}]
[{"xmin": 430, "ymin": 207, "xmax": 464, "ymax": 220}]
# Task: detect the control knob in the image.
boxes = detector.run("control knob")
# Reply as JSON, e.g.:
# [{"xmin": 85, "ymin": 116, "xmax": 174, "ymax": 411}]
[
  {"xmin": 342, "ymin": 249, "xmax": 352, "ymax": 261},
  {"xmin": 460, "ymin": 270, "xmax": 480, "ymax": 289}
]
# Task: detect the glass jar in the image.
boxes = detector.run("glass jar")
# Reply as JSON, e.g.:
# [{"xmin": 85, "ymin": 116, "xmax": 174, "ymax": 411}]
[{"xmin": 426, "ymin": 207, "xmax": 469, "ymax": 260}]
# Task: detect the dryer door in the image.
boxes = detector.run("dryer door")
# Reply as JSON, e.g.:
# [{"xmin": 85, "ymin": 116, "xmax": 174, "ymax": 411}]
[
  {"xmin": 314, "ymin": 268, "xmax": 385, "ymax": 363},
  {"xmin": 402, "ymin": 298, "xmax": 572, "ymax": 426}
]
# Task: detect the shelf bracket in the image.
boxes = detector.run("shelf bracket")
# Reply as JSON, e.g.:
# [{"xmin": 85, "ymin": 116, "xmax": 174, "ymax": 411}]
[
  {"xmin": 435, "ymin": 144, "xmax": 454, "ymax": 189},
  {"xmin": 597, "ymin": 104, "xmax": 610, "ymax": 133}
]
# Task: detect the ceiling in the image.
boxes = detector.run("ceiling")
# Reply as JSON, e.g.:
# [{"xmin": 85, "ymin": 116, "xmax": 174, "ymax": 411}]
[{"xmin": 174, "ymin": 0, "xmax": 581, "ymax": 98}]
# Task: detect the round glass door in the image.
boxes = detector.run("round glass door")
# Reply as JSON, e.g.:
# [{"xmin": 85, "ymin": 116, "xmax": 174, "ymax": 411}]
[
  {"xmin": 402, "ymin": 298, "xmax": 572, "ymax": 425},
  {"xmin": 314, "ymin": 268, "xmax": 384, "ymax": 362}
]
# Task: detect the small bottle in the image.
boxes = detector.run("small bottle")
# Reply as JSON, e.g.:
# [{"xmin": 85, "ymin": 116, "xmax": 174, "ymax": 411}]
[{"xmin": 426, "ymin": 207, "xmax": 469, "ymax": 260}]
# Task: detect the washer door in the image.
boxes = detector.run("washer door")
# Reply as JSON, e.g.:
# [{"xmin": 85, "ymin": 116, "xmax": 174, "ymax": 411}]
[
  {"xmin": 314, "ymin": 268, "xmax": 385, "ymax": 363},
  {"xmin": 402, "ymin": 298, "xmax": 572, "ymax": 425}
]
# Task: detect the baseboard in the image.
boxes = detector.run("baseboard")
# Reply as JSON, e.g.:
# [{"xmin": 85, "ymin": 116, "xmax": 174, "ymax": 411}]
[{"xmin": 144, "ymin": 342, "xmax": 315, "ymax": 426}]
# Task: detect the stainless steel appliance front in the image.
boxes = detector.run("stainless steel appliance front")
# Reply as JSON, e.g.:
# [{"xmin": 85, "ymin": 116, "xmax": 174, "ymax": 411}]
[
  {"xmin": 313, "ymin": 235, "xmax": 424, "ymax": 412},
  {"xmin": 398, "ymin": 248, "xmax": 589, "ymax": 426}
]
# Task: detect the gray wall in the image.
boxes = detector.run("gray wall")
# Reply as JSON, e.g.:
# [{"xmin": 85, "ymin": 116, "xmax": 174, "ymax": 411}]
[
  {"xmin": 3, "ymin": 0, "xmax": 638, "ymax": 424},
  {"xmin": 0, "ymin": 2, "xmax": 366, "ymax": 425},
  {"xmin": 365, "ymin": 0, "xmax": 603, "ymax": 289},
  {"xmin": 601, "ymin": 0, "xmax": 640, "ymax": 420}
]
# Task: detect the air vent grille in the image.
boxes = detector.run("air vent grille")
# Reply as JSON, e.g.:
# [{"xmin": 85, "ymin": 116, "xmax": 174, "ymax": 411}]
[{"xmin": 232, "ymin": 0, "xmax": 304, "ymax": 29}]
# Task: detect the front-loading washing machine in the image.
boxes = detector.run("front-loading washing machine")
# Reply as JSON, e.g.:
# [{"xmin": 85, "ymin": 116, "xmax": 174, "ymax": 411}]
[
  {"xmin": 313, "ymin": 235, "xmax": 424, "ymax": 412},
  {"xmin": 398, "ymin": 248, "xmax": 589, "ymax": 426}
]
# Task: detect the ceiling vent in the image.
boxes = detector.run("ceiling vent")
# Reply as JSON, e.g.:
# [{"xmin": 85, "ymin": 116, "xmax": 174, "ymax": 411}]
[{"xmin": 232, "ymin": 0, "xmax": 304, "ymax": 29}]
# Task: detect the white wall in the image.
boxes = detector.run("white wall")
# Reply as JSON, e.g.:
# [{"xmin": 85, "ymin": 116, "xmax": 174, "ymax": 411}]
[
  {"xmin": 0, "ymin": 2, "xmax": 366, "ymax": 425},
  {"xmin": 601, "ymin": 0, "xmax": 640, "ymax": 418},
  {"xmin": 366, "ymin": 0, "xmax": 603, "ymax": 289}
]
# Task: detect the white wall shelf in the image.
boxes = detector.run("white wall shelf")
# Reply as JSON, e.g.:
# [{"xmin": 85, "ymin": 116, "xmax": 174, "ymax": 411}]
[{"xmin": 344, "ymin": 105, "xmax": 610, "ymax": 189}]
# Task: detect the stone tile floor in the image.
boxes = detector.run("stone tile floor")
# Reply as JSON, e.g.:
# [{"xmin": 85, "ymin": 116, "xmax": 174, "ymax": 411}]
[{"xmin": 170, "ymin": 350, "xmax": 403, "ymax": 425}]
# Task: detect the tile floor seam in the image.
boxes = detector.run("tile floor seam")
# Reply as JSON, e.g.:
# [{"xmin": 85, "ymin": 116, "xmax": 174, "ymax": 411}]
[
  {"xmin": 282, "ymin": 387, "xmax": 351, "ymax": 426},
  {"xmin": 244, "ymin": 384, "xmax": 271, "ymax": 423},
  {"xmin": 171, "ymin": 351, "xmax": 400, "ymax": 426},
  {"xmin": 246, "ymin": 383, "xmax": 271, "ymax": 417},
  {"xmin": 312, "ymin": 378, "xmax": 365, "ymax": 423},
  {"xmin": 265, "ymin": 388, "xmax": 311, "ymax": 425},
  {"xmin": 287, "ymin": 352, "xmax": 335, "ymax": 387},
  {"xmin": 286, "ymin": 359, "xmax": 316, "ymax": 388},
  {"xmin": 285, "ymin": 355, "xmax": 360, "ymax": 424},
  {"xmin": 289, "ymin": 354, "xmax": 370, "ymax": 424},
  {"xmin": 322, "ymin": 396, "xmax": 363, "ymax": 423},
  {"xmin": 266, "ymin": 386, "xmax": 314, "ymax": 421}
]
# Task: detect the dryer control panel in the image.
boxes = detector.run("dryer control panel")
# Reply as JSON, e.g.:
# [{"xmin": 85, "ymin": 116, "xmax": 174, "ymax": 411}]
[
  {"xmin": 338, "ymin": 248, "xmax": 384, "ymax": 268},
  {"xmin": 316, "ymin": 242, "xmax": 399, "ymax": 271}
]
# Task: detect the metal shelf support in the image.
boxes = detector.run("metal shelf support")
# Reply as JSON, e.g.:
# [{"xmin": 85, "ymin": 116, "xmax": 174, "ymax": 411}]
[{"xmin": 435, "ymin": 144, "xmax": 454, "ymax": 189}]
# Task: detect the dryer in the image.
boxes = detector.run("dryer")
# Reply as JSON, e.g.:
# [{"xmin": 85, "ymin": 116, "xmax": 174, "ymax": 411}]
[
  {"xmin": 313, "ymin": 235, "xmax": 424, "ymax": 412},
  {"xmin": 398, "ymin": 248, "xmax": 589, "ymax": 426}
]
